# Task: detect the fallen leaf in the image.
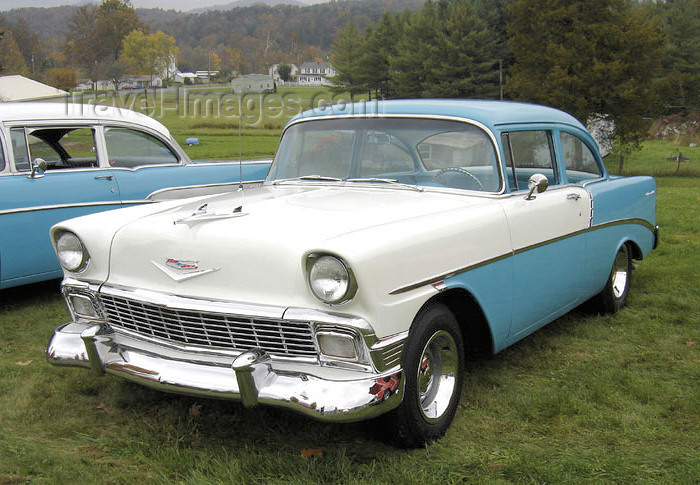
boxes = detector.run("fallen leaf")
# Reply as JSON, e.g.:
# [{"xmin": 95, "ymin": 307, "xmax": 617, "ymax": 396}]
[
  {"xmin": 189, "ymin": 403, "xmax": 202, "ymax": 417},
  {"xmin": 300, "ymin": 448, "xmax": 323, "ymax": 459},
  {"xmin": 96, "ymin": 402, "xmax": 108, "ymax": 410},
  {"xmin": 15, "ymin": 360, "xmax": 32, "ymax": 366},
  {"xmin": 686, "ymin": 341, "xmax": 694, "ymax": 347}
]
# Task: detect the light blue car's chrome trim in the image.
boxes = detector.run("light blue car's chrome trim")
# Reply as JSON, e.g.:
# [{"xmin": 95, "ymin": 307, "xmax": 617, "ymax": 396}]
[
  {"xmin": 0, "ymin": 200, "xmax": 152, "ymax": 216},
  {"xmin": 389, "ymin": 217, "xmax": 656, "ymax": 295}
]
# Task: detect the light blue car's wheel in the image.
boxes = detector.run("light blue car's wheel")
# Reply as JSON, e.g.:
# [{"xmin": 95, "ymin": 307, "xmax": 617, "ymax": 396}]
[
  {"xmin": 596, "ymin": 243, "xmax": 632, "ymax": 313},
  {"xmin": 384, "ymin": 303, "xmax": 464, "ymax": 448}
]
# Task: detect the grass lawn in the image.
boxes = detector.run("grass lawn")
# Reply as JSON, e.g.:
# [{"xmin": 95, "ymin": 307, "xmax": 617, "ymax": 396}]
[{"xmin": 0, "ymin": 158, "xmax": 698, "ymax": 482}]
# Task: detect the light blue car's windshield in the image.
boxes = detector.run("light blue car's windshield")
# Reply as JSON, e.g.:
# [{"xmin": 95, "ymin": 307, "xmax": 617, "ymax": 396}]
[{"xmin": 266, "ymin": 118, "xmax": 501, "ymax": 192}]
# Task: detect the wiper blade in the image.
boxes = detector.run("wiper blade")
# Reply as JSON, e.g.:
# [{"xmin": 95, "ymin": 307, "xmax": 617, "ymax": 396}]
[
  {"xmin": 272, "ymin": 175, "xmax": 342, "ymax": 184},
  {"xmin": 344, "ymin": 177, "xmax": 424, "ymax": 192}
]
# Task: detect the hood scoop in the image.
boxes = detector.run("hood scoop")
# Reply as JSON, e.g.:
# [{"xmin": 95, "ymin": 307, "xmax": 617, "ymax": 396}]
[{"xmin": 173, "ymin": 203, "xmax": 246, "ymax": 227}]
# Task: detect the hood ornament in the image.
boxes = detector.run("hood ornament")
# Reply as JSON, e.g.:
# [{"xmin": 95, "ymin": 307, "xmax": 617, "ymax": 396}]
[
  {"xmin": 174, "ymin": 203, "xmax": 247, "ymax": 226},
  {"xmin": 152, "ymin": 258, "xmax": 220, "ymax": 282}
]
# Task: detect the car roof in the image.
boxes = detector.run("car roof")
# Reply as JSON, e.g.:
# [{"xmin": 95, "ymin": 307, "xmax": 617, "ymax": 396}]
[
  {"xmin": 0, "ymin": 101, "xmax": 171, "ymax": 137},
  {"xmin": 292, "ymin": 99, "xmax": 587, "ymax": 132}
]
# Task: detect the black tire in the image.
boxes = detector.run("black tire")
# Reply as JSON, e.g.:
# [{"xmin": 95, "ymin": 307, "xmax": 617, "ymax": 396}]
[
  {"xmin": 594, "ymin": 243, "xmax": 632, "ymax": 314},
  {"xmin": 384, "ymin": 303, "xmax": 464, "ymax": 448}
]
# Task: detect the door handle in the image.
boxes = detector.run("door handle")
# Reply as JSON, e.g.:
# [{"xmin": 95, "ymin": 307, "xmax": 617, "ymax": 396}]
[
  {"xmin": 94, "ymin": 175, "xmax": 114, "ymax": 181},
  {"xmin": 567, "ymin": 193, "xmax": 581, "ymax": 200}
]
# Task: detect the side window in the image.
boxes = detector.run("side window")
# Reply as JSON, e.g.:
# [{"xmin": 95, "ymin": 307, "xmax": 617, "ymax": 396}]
[
  {"xmin": 560, "ymin": 132, "xmax": 603, "ymax": 182},
  {"xmin": 502, "ymin": 130, "xmax": 558, "ymax": 191},
  {"xmin": 104, "ymin": 128, "xmax": 179, "ymax": 168},
  {"xmin": 10, "ymin": 128, "xmax": 30, "ymax": 171},
  {"xmin": 10, "ymin": 127, "xmax": 98, "ymax": 171}
]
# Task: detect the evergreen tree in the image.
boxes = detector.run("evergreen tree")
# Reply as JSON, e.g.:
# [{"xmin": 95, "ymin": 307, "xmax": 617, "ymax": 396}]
[
  {"xmin": 358, "ymin": 12, "xmax": 400, "ymax": 98},
  {"xmin": 329, "ymin": 22, "xmax": 366, "ymax": 96},
  {"xmin": 654, "ymin": 0, "xmax": 700, "ymax": 112},
  {"xmin": 391, "ymin": 0, "xmax": 502, "ymax": 99},
  {"xmin": 507, "ymin": 0, "xmax": 664, "ymax": 152}
]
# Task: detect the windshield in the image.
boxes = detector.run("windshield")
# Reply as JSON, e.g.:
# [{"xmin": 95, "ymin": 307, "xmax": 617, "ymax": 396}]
[{"xmin": 266, "ymin": 118, "xmax": 501, "ymax": 192}]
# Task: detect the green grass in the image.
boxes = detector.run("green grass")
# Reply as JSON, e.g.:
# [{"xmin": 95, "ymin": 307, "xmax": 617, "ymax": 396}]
[
  {"xmin": 1, "ymin": 162, "xmax": 698, "ymax": 482},
  {"xmin": 605, "ymin": 140, "xmax": 700, "ymax": 177}
]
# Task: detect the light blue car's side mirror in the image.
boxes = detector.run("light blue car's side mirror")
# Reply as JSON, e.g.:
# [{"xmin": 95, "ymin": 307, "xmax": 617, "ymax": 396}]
[
  {"xmin": 525, "ymin": 173, "xmax": 548, "ymax": 200},
  {"xmin": 29, "ymin": 158, "xmax": 47, "ymax": 179}
]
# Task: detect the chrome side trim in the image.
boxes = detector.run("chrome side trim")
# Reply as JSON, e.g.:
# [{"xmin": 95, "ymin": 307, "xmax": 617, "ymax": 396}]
[
  {"xmin": 0, "ymin": 200, "xmax": 151, "ymax": 216},
  {"xmin": 389, "ymin": 253, "xmax": 513, "ymax": 296},
  {"xmin": 389, "ymin": 217, "xmax": 656, "ymax": 295}
]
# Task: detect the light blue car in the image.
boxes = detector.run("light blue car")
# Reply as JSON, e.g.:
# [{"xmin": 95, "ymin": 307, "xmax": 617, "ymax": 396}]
[
  {"xmin": 47, "ymin": 99, "xmax": 659, "ymax": 447},
  {"xmin": 0, "ymin": 102, "xmax": 271, "ymax": 289}
]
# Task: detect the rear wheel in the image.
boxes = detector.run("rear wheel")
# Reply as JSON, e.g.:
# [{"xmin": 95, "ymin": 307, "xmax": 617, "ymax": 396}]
[
  {"xmin": 594, "ymin": 243, "xmax": 632, "ymax": 313},
  {"xmin": 384, "ymin": 303, "xmax": 464, "ymax": 448}
]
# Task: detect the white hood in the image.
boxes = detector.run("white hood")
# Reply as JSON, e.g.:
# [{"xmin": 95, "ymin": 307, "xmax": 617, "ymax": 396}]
[{"xmin": 104, "ymin": 184, "xmax": 501, "ymax": 309}]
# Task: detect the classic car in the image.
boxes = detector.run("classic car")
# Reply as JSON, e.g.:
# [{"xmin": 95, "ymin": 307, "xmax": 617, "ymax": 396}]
[
  {"xmin": 46, "ymin": 99, "xmax": 658, "ymax": 447},
  {"xmin": 0, "ymin": 102, "xmax": 270, "ymax": 289}
]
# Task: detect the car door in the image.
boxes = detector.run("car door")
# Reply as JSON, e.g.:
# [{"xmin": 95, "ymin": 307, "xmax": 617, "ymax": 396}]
[
  {"xmin": 498, "ymin": 129, "xmax": 591, "ymax": 341},
  {"xmin": 0, "ymin": 125, "xmax": 121, "ymax": 288}
]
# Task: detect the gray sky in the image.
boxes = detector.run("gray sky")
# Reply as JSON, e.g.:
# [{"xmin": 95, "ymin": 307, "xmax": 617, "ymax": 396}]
[{"xmin": 0, "ymin": 1, "xmax": 318, "ymax": 12}]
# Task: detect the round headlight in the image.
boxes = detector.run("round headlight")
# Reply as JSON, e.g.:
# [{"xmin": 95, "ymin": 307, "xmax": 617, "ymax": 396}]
[
  {"xmin": 56, "ymin": 231, "xmax": 89, "ymax": 272},
  {"xmin": 309, "ymin": 255, "xmax": 352, "ymax": 304}
]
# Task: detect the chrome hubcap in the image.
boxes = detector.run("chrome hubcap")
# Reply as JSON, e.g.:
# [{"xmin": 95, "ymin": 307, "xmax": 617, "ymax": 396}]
[
  {"xmin": 417, "ymin": 330, "xmax": 459, "ymax": 422},
  {"xmin": 611, "ymin": 245, "xmax": 629, "ymax": 299}
]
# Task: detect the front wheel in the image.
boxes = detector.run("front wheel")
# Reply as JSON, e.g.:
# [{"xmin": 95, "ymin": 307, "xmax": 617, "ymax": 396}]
[
  {"xmin": 384, "ymin": 303, "xmax": 464, "ymax": 448},
  {"xmin": 594, "ymin": 243, "xmax": 632, "ymax": 313}
]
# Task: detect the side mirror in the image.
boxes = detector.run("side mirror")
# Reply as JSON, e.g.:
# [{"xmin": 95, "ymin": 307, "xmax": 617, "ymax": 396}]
[
  {"xmin": 525, "ymin": 173, "xmax": 548, "ymax": 200},
  {"xmin": 29, "ymin": 158, "xmax": 47, "ymax": 179}
]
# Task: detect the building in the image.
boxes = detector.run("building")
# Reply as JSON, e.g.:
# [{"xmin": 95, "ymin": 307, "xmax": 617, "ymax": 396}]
[
  {"xmin": 0, "ymin": 75, "xmax": 67, "ymax": 102},
  {"xmin": 231, "ymin": 74, "xmax": 275, "ymax": 94},
  {"xmin": 297, "ymin": 62, "xmax": 335, "ymax": 86}
]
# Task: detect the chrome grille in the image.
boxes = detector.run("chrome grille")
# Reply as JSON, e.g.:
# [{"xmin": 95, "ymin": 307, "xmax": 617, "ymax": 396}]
[{"xmin": 100, "ymin": 294, "xmax": 317, "ymax": 357}]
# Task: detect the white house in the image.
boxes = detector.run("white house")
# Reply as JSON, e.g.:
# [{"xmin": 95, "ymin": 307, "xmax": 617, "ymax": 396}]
[{"xmin": 297, "ymin": 62, "xmax": 335, "ymax": 86}]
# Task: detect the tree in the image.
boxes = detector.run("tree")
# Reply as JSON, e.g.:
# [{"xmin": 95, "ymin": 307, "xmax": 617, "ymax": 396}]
[
  {"xmin": 96, "ymin": 0, "xmax": 145, "ymax": 61},
  {"xmin": 278, "ymin": 63, "xmax": 292, "ymax": 82},
  {"xmin": 103, "ymin": 60, "xmax": 129, "ymax": 90},
  {"xmin": 44, "ymin": 67, "xmax": 77, "ymax": 91},
  {"xmin": 358, "ymin": 12, "xmax": 400, "ymax": 98},
  {"xmin": 507, "ymin": 0, "xmax": 664, "ymax": 166},
  {"xmin": 64, "ymin": 5, "xmax": 99, "ymax": 80},
  {"xmin": 390, "ymin": 0, "xmax": 501, "ymax": 99},
  {"xmin": 329, "ymin": 22, "xmax": 366, "ymax": 96},
  {"xmin": 0, "ymin": 31, "xmax": 28, "ymax": 75},
  {"xmin": 654, "ymin": 0, "xmax": 700, "ymax": 112},
  {"xmin": 120, "ymin": 30, "xmax": 179, "ymax": 83}
]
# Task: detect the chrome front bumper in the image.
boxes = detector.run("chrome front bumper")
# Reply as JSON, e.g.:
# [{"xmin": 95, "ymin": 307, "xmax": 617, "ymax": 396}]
[{"xmin": 47, "ymin": 321, "xmax": 404, "ymax": 422}]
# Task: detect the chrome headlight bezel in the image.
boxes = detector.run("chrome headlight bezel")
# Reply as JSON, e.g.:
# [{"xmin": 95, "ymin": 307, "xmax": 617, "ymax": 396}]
[
  {"xmin": 55, "ymin": 230, "xmax": 90, "ymax": 273},
  {"xmin": 306, "ymin": 253, "xmax": 358, "ymax": 305}
]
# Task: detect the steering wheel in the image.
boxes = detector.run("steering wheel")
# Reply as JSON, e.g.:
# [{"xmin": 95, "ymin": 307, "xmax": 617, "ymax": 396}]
[{"xmin": 432, "ymin": 167, "xmax": 484, "ymax": 191}]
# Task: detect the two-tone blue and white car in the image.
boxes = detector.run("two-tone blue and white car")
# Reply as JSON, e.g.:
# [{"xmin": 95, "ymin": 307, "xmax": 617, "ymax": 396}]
[
  {"xmin": 46, "ymin": 100, "xmax": 658, "ymax": 447},
  {"xmin": 0, "ymin": 102, "xmax": 270, "ymax": 289}
]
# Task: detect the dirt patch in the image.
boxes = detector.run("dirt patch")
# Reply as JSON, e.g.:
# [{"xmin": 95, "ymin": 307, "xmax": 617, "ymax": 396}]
[{"xmin": 651, "ymin": 112, "xmax": 700, "ymax": 145}]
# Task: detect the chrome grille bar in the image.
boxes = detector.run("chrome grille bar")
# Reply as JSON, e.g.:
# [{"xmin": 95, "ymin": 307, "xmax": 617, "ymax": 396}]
[{"xmin": 100, "ymin": 293, "xmax": 317, "ymax": 357}]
